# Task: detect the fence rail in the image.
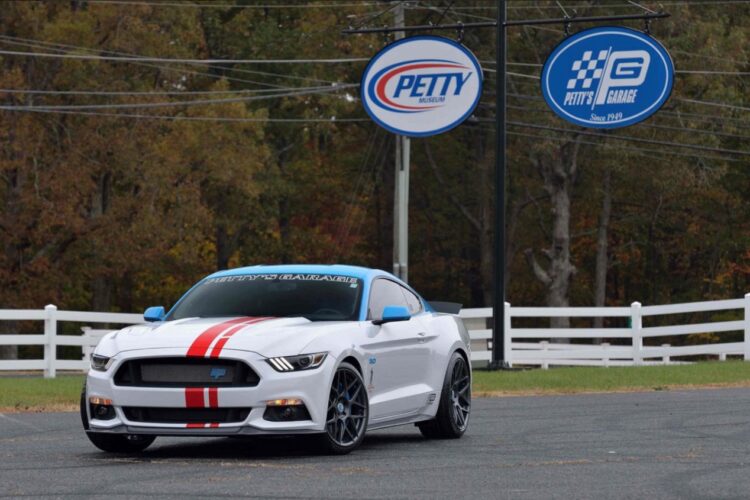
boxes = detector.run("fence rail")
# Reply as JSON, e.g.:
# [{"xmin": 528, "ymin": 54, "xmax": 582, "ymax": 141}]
[{"xmin": 1, "ymin": 295, "xmax": 748, "ymax": 377}]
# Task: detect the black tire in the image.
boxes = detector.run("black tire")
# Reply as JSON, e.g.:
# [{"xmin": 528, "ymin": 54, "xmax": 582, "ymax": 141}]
[
  {"xmin": 80, "ymin": 382, "xmax": 156, "ymax": 453},
  {"xmin": 315, "ymin": 362, "xmax": 369, "ymax": 455},
  {"xmin": 417, "ymin": 351, "xmax": 471, "ymax": 439}
]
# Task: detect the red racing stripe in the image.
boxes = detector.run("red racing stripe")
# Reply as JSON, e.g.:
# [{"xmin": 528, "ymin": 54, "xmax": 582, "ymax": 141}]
[
  {"xmin": 208, "ymin": 387, "xmax": 218, "ymax": 408},
  {"xmin": 208, "ymin": 317, "xmax": 273, "ymax": 359},
  {"xmin": 186, "ymin": 423, "xmax": 204, "ymax": 428},
  {"xmin": 186, "ymin": 317, "xmax": 256, "ymax": 358},
  {"xmin": 209, "ymin": 423, "xmax": 219, "ymax": 428},
  {"xmin": 185, "ymin": 387, "xmax": 204, "ymax": 408}
]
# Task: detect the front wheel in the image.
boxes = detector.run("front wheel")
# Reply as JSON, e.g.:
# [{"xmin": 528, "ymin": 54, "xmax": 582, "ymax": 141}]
[
  {"xmin": 417, "ymin": 351, "xmax": 471, "ymax": 439},
  {"xmin": 80, "ymin": 382, "xmax": 155, "ymax": 453},
  {"xmin": 315, "ymin": 362, "xmax": 369, "ymax": 455}
]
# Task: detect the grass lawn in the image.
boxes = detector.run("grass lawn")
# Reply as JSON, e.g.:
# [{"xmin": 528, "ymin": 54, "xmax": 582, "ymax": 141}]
[
  {"xmin": 472, "ymin": 360, "xmax": 750, "ymax": 396},
  {"xmin": 0, "ymin": 375, "xmax": 84, "ymax": 413},
  {"xmin": 1, "ymin": 362, "xmax": 750, "ymax": 412}
]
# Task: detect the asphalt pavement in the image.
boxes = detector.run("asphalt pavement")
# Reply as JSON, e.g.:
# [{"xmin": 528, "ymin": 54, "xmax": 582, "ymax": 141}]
[{"xmin": 1, "ymin": 388, "xmax": 750, "ymax": 499}]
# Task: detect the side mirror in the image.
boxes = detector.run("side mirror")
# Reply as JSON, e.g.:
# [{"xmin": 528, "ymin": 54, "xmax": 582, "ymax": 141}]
[
  {"xmin": 373, "ymin": 305, "xmax": 411, "ymax": 326},
  {"xmin": 143, "ymin": 306, "xmax": 165, "ymax": 322}
]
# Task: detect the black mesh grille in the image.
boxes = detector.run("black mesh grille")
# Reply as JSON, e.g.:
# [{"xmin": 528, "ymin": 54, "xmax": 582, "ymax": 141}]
[
  {"xmin": 114, "ymin": 358, "xmax": 259, "ymax": 387},
  {"xmin": 123, "ymin": 407, "xmax": 251, "ymax": 424}
]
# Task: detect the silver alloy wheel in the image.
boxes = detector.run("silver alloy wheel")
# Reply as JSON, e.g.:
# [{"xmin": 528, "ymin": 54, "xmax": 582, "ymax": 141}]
[
  {"xmin": 325, "ymin": 367, "xmax": 367, "ymax": 446},
  {"xmin": 450, "ymin": 357, "xmax": 470, "ymax": 431}
]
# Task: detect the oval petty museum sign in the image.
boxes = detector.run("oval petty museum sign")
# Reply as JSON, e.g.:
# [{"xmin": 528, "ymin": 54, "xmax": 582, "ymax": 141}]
[
  {"xmin": 541, "ymin": 26, "xmax": 674, "ymax": 129},
  {"xmin": 361, "ymin": 36, "xmax": 483, "ymax": 137}
]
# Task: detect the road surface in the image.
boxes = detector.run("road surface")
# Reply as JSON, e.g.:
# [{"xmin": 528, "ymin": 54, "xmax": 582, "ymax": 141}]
[{"xmin": 1, "ymin": 388, "xmax": 749, "ymax": 499}]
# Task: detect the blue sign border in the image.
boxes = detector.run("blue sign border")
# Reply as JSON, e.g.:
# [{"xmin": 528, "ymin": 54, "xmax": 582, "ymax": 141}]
[
  {"xmin": 360, "ymin": 35, "xmax": 483, "ymax": 137},
  {"xmin": 540, "ymin": 26, "xmax": 674, "ymax": 129}
]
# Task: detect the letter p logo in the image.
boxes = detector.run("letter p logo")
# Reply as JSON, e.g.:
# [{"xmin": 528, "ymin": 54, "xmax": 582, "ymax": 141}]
[{"xmin": 594, "ymin": 50, "xmax": 650, "ymax": 106}]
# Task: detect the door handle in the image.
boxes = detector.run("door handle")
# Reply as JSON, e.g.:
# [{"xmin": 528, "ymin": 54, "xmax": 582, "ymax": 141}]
[{"xmin": 417, "ymin": 332, "xmax": 426, "ymax": 337}]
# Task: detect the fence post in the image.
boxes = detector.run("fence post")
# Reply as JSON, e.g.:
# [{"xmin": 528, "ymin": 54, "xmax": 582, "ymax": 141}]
[
  {"xmin": 540, "ymin": 341, "xmax": 549, "ymax": 370},
  {"xmin": 661, "ymin": 344, "xmax": 670, "ymax": 364},
  {"xmin": 44, "ymin": 304, "xmax": 57, "ymax": 379},
  {"xmin": 602, "ymin": 342, "xmax": 610, "ymax": 368},
  {"xmin": 631, "ymin": 302, "xmax": 643, "ymax": 366},
  {"xmin": 744, "ymin": 293, "xmax": 750, "ymax": 361},
  {"xmin": 504, "ymin": 302, "xmax": 512, "ymax": 368}
]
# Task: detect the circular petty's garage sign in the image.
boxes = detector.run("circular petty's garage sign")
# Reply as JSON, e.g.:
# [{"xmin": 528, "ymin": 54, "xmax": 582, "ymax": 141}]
[
  {"xmin": 541, "ymin": 26, "xmax": 674, "ymax": 129},
  {"xmin": 361, "ymin": 35, "xmax": 483, "ymax": 137}
]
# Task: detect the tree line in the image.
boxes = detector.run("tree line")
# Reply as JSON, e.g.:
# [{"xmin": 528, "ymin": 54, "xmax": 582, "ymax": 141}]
[{"xmin": 1, "ymin": 1, "xmax": 748, "ymax": 349}]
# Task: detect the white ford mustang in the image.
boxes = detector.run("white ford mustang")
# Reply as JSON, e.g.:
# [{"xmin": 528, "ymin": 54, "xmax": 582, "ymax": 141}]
[{"xmin": 82, "ymin": 264, "xmax": 471, "ymax": 454}]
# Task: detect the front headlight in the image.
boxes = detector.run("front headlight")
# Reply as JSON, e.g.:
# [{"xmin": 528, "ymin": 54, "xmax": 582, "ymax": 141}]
[
  {"xmin": 266, "ymin": 352, "xmax": 327, "ymax": 372},
  {"xmin": 90, "ymin": 354, "xmax": 113, "ymax": 371}
]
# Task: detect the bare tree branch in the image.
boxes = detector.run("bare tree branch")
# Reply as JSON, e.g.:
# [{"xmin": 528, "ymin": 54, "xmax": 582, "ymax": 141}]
[{"xmin": 424, "ymin": 141, "xmax": 481, "ymax": 230}]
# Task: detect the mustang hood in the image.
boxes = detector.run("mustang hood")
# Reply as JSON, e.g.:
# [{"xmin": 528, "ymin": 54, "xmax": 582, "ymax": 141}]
[{"xmin": 101, "ymin": 316, "xmax": 345, "ymax": 358}]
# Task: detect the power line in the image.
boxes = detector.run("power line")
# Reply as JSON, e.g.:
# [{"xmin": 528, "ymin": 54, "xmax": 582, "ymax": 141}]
[
  {"xmin": 671, "ymin": 48, "xmax": 749, "ymax": 66},
  {"xmin": 0, "ymin": 35, "xmax": 357, "ymax": 94},
  {"xmin": 505, "ymin": 104, "xmax": 750, "ymax": 141},
  {"xmin": 0, "ymin": 35, "xmax": 295, "ymax": 90},
  {"xmin": 677, "ymin": 70, "xmax": 750, "ymax": 75},
  {"xmin": 677, "ymin": 98, "xmax": 750, "ymax": 112},
  {"xmin": 505, "ymin": 120, "xmax": 750, "ymax": 156},
  {"xmin": 0, "ymin": 87, "xmax": 323, "ymax": 96},
  {"xmin": 489, "ymin": 66, "xmax": 750, "ymax": 76},
  {"xmin": 0, "ymin": 84, "xmax": 358, "ymax": 111},
  {"xmin": 506, "ymin": 92, "xmax": 750, "ymax": 126},
  {"xmin": 0, "ymin": 48, "xmax": 369, "ymax": 64},
  {"xmin": 86, "ymin": 0, "xmax": 381, "ymax": 8},
  {"xmin": 1, "ymin": 106, "xmax": 369, "ymax": 123},
  {"xmin": 504, "ymin": 129, "xmax": 745, "ymax": 164},
  {"xmin": 444, "ymin": 0, "xmax": 750, "ymax": 9}
]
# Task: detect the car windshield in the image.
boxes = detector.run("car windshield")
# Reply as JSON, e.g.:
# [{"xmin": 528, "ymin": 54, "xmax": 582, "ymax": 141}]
[{"xmin": 166, "ymin": 274, "xmax": 363, "ymax": 322}]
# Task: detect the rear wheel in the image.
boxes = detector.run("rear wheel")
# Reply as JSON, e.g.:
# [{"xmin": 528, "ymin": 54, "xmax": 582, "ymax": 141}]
[
  {"xmin": 80, "ymin": 382, "xmax": 155, "ymax": 453},
  {"xmin": 315, "ymin": 362, "xmax": 368, "ymax": 455},
  {"xmin": 418, "ymin": 351, "xmax": 470, "ymax": 439}
]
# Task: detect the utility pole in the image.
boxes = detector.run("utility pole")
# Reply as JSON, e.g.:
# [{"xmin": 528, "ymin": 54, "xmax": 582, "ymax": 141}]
[{"xmin": 392, "ymin": 1, "xmax": 411, "ymax": 283}]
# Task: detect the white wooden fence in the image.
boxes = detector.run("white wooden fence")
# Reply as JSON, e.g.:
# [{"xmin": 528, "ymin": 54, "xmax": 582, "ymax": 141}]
[
  {"xmin": 1, "ymin": 296, "xmax": 748, "ymax": 377},
  {"xmin": 0, "ymin": 305, "xmax": 141, "ymax": 378},
  {"xmin": 461, "ymin": 294, "xmax": 750, "ymax": 368}
]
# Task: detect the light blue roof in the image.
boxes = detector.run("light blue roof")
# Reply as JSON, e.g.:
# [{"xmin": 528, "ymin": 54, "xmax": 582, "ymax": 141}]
[{"xmin": 208, "ymin": 264, "xmax": 385, "ymax": 282}]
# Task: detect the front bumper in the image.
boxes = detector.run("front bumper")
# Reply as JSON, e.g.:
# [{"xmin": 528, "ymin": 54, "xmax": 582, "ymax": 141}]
[{"xmin": 85, "ymin": 348, "xmax": 333, "ymax": 435}]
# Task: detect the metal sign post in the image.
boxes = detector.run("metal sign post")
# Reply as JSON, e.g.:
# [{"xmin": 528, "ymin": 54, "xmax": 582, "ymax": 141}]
[{"xmin": 490, "ymin": 0, "xmax": 508, "ymax": 369}]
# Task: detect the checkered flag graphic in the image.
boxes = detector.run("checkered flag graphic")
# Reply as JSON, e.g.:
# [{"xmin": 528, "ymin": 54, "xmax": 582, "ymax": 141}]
[{"xmin": 567, "ymin": 50, "xmax": 608, "ymax": 90}]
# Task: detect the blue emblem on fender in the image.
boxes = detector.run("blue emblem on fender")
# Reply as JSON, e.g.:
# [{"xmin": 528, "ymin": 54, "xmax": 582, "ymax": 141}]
[
  {"xmin": 209, "ymin": 367, "xmax": 227, "ymax": 380},
  {"xmin": 541, "ymin": 26, "xmax": 674, "ymax": 129}
]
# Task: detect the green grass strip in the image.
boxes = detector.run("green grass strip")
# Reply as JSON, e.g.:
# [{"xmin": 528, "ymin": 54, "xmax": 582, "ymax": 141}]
[
  {"xmin": 473, "ymin": 361, "xmax": 750, "ymax": 395},
  {"xmin": 0, "ymin": 375, "xmax": 84, "ymax": 412}
]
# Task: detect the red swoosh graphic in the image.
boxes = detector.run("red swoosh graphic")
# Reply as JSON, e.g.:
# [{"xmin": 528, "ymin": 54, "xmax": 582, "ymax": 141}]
[
  {"xmin": 208, "ymin": 316, "xmax": 273, "ymax": 359},
  {"xmin": 376, "ymin": 63, "xmax": 467, "ymax": 111},
  {"xmin": 186, "ymin": 317, "xmax": 257, "ymax": 358}
]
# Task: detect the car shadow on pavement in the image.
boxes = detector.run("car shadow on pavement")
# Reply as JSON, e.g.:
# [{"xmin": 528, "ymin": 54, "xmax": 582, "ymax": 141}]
[{"xmin": 86, "ymin": 432, "xmax": 429, "ymax": 461}]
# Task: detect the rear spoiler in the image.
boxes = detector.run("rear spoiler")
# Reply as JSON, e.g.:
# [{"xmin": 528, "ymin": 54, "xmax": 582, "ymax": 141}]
[{"xmin": 429, "ymin": 302, "xmax": 462, "ymax": 315}]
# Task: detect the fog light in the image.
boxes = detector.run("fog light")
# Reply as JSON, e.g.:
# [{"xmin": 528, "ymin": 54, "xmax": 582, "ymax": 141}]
[
  {"xmin": 89, "ymin": 396, "xmax": 115, "ymax": 420},
  {"xmin": 263, "ymin": 403, "xmax": 311, "ymax": 422}
]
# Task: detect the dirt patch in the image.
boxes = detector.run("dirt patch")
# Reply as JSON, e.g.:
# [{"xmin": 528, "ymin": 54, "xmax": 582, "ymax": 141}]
[
  {"xmin": 0, "ymin": 403, "xmax": 78, "ymax": 414},
  {"xmin": 473, "ymin": 381, "xmax": 750, "ymax": 398}
]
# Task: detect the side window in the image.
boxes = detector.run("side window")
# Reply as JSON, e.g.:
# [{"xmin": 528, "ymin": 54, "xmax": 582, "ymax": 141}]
[
  {"xmin": 367, "ymin": 279, "xmax": 409, "ymax": 320},
  {"xmin": 400, "ymin": 286, "xmax": 423, "ymax": 315}
]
